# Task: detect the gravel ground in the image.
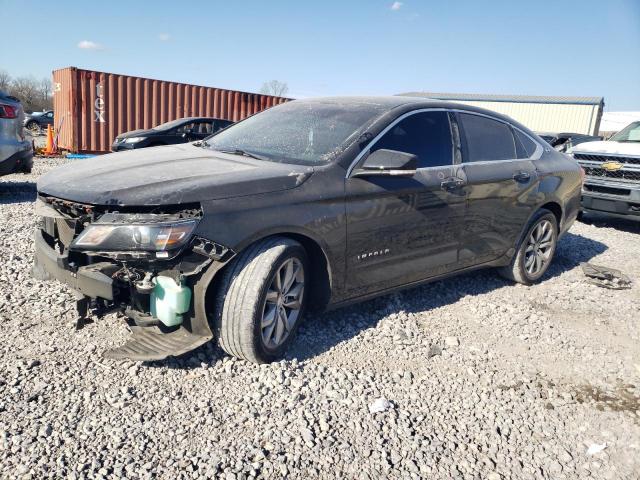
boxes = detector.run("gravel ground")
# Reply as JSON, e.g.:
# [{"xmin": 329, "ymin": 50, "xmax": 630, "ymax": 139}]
[{"xmin": 1, "ymin": 158, "xmax": 639, "ymax": 479}]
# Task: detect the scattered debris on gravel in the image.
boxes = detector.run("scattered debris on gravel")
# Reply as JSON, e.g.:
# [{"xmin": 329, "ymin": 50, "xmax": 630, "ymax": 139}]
[
  {"xmin": 581, "ymin": 263, "xmax": 633, "ymax": 290},
  {"xmin": 1, "ymin": 158, "xmax": 639, "ymax": 479}
]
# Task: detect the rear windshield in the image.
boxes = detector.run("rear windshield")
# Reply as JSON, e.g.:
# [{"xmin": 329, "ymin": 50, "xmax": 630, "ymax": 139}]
[{"xmin": 203, "ymin": 100, "xmax": 389, "ymax": 165}]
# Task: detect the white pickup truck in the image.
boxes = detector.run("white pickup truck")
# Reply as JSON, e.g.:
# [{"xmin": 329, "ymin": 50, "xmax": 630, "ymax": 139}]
[{"xmin": 570, "ymin": 121, "xmax": 640, "ymax": 220}]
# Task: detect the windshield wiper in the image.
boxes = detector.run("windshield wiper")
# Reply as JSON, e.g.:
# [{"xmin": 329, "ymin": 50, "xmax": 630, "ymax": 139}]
[{"xmin": 217, "ymin": 149, "xmax": 269, "ymax": 161}]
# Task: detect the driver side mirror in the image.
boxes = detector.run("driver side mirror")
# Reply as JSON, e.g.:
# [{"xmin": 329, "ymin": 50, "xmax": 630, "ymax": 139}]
[{"xmin": 352, "ymin": 149, "xmax": 417, "ymax": 178}]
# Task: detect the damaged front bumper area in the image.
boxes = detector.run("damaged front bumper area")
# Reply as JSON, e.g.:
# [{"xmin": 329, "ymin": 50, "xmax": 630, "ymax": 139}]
[{"xmin": 32, "ymin": 196, "xmax": 233, "ymax": 361}]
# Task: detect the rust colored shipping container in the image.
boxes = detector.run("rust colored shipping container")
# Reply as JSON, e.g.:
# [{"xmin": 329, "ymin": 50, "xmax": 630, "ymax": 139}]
[{"xmin": 52, "ymin": 67, "xmax": 289, "ymax": 153}]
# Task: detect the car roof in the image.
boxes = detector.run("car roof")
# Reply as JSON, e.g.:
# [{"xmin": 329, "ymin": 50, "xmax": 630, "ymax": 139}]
[
  {"xmin": 537, "ymin": 131, "xmax": 596, "ymax": 137},
  {"xmin": 176, "ymin": 116, "xmax": 229, "ymax": 122},
  {"xmin": 0, "ymin": 90, "xmax": 21, "ymax": 103},
  {"xmin": 290, "ymin": 96, "xmax": 534, "ymax": 130},
  {"xmin": 291, "ymin": 95, "xmax": 519, "ymax": 114}
]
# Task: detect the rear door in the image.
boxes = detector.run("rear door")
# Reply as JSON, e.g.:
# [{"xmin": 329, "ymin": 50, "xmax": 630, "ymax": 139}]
[
  {"xmin": 345, "ymin": 110, "xmax": 466, "ymax": 297},
  {"xmin": 455, "ymin": 112, "xmax": 540, "ymax": 266}
]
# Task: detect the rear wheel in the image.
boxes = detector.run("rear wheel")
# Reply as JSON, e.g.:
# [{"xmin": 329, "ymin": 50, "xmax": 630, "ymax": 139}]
[
  {"xmin": 214, "ymin": 237, "xmax": 308, "ymax": 363},
  {"xmin": 25, "ymin": 121, "xmax": 39, "ymax": 133},
  {"xmin": 498, "ymin": 209, "xmax": 558, "ymax": 285}
]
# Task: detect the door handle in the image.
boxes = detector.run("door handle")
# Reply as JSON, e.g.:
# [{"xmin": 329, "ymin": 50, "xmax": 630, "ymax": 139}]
[
  {"xmin": 513, "ymin": 171, "xmax": 531, "ymax": 183},
  {"xmin": 441, "ymin": 177, "xmax": 465, "ymax": 190}
]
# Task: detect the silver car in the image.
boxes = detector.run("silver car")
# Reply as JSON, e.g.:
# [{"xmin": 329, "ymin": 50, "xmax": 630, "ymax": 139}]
[{"xmin": 0, "ymin": 89, "xmax": 33, "ymax": 177}]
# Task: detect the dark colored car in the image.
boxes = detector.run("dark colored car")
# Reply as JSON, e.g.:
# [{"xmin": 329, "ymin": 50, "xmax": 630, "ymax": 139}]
[
  {"xmin": 33, "ymin": 97, "xmax": 581, "ymax": 363},
  {"xmin": 1, "ymin": 89, "xmax": 33, "ymax": 176},
  {"xmin": 24, "ymin": 110, "xmax": 54, "ymax": 133},
  {"xmin": 538, "ymin": 132, "xmax": 602, "ymax": 153},
  {"xmin": 111, "ymin": 117, "xmax": 234, "ymax": 151}
]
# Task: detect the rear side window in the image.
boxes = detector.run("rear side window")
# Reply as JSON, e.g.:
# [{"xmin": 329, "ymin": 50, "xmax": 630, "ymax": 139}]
[
  {"xmin": 195, "ymin": 122, "xmax": 213, "ymax": 134},
  {"xmin": 371, "ymin": 111, "xmax": 452, "ymax": 168},
  {"xmin": 459, "ymin": 113, "xmax": 516, "ymax": 162},
  {"xmin": 514, "ymin": 129, "xmax": 538, "ymax": 158}
]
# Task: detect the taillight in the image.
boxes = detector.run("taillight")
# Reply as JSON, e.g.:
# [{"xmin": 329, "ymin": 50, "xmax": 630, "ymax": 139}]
[{"xmin": 0, "ymin": 104, "xmax": 18, "ymax": 119}]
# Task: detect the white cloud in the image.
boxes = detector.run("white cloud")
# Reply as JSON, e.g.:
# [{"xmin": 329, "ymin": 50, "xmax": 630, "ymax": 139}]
[
  {"xmin": 158, "ymin": 33, "xmax": 171, "ymax": 41},
  {"xmin": 77, "ymin": 40, "xmax": 103, "ymax": 50},
  {"xmin": 390, "ymin": 1, "xmax": 403, "ymax": 10}
]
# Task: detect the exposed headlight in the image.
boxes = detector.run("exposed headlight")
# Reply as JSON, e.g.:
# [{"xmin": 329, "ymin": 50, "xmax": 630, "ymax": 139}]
[
  {"xmin": 124, "ymin": 137, "xmax": 146, "ymax": 144},
  {"xmin": 71, "ymin": 215, "xmax": 198, "ymax": 253}
]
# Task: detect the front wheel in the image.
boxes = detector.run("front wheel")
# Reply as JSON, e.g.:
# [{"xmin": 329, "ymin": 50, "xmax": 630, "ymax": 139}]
[
  {"xmin": 214, "ymin": 237, "xmax": 308, "ymax": 363},
  {"xmin": 25, "ymin": 121, "xmax": 39, "ymax": 133},
  {"xmin": 498, "ymin": 209, "xmax": 558, "ymax": 285}
]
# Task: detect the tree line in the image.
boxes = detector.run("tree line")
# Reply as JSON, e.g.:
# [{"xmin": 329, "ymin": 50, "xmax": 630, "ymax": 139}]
[
  {"xmin": 0, "ymin": 69, "xmax": 53, "ymax": 113},
  {"xmin": 0, "ymin": 71, "xmax": 287, "ymax": 113}
]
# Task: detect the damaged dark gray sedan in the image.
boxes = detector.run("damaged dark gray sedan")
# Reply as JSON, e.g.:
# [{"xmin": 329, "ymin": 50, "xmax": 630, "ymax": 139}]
[{"xmin": 33, "ymin": 97, "xmax": 582, "ymax": 363}]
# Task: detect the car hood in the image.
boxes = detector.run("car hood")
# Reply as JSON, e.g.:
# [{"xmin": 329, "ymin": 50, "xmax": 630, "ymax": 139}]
[
  {"xmin": 37, "ymin": 143, "xmax": 314, "ymax": 206},
  {"xmin": 570, "ymin": 140, "xmax": 640, "ymax": 156}
]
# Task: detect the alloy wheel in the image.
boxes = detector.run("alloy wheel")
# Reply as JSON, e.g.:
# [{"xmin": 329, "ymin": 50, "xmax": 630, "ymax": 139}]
[
  {"xmin": 261, "ymin": 258, "xmax": 305, "ymax": 349},
  {"xmin": 524, "ymin": 219, "xmax": 554, "ymax": 276}
]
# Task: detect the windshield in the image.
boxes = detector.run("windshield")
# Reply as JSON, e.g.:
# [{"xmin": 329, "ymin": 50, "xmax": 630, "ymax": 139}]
[
  {"xmin": 152, "ymin": 118, "xmax": 192, "ymax": 131},
  {"xmin": 203, "ymin": 100, "xmax": 389, "ymax": 165},
  {"xmin": 609, "ymin": 121, "xmax": 640, "ymax": 142}
]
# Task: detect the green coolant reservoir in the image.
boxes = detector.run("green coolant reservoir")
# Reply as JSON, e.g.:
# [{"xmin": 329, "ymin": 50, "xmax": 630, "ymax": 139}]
[{"xmin": 150, "ymin": 276, "xmax": 192, "ymax": 327}]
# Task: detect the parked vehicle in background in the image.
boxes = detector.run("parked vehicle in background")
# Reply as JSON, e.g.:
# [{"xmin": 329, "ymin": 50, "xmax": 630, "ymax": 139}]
[
  {"xmin": 571, "ymin": 121, "xmax": 640, "ymax": 220},
  {"xmin": 1, "ymin": 90, "xmax": 33, "ymax": 177},
  {"xmin": 111, "ymin": 117, "xmax": 234, "ymax": 151},
  {"xmin": 538, "ymin": 132, "xmax": 602, "ymax": 153},
  {"xmin": 24, "ymin": 110, "xmax": 54, "ymax": 133},
  {"xmin": 34, "ymin": 97, "xmax": 581, "ymax": 364}
]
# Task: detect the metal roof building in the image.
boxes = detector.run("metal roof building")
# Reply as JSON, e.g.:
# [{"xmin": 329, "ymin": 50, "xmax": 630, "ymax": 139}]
[{"xmin": 398, "ymin": 92, "xmax": 604, "ymax": 135}]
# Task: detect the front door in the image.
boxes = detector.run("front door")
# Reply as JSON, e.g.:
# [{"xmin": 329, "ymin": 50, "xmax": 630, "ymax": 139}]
[
  {"xmin": 455, "ymin": 112, "xmax": 540, "ymax": 266},
  {"xmin": 345, "ymin": 110, "xmax": 466, "ymax": 297}
]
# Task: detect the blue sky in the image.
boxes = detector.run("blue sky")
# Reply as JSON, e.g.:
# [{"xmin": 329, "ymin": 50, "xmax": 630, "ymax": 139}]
[{"xmin": 2, "ymin": 0, "xmax": 639, "ymax": 110}]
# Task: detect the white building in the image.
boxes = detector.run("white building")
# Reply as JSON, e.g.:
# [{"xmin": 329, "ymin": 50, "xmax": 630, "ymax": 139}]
[
  {"xmin": 399, "ymin": 92, "xmax": 604, "ymax": 136},
  {"xmin": 599, "ymin": 111, "xmax": 640, "ymax": 136}
]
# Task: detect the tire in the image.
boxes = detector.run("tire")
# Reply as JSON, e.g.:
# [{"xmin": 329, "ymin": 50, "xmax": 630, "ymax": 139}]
[
  {"xmin": 214, "ymin": 237, "xmax": 308, "ymax": 363},
  {"xmin": 498, "ymin": 209, "xmax": 558, "ymax": 285},
  {"xmin": 25, "ymin": 121, "xmax": 39, "ymax": 133}
]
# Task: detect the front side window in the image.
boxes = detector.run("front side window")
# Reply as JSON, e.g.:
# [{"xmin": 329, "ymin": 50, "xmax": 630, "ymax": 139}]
[
  {"xmin": 370, "ymin": 111, "xmax": 453, "ymax": 168},
  {"xmin": 459, "ymin": 113, "xmax": 516, "ymax": 162},
  {"xmin": 175, "ymin": 122, "xmax": 197, "ymax": 134}
]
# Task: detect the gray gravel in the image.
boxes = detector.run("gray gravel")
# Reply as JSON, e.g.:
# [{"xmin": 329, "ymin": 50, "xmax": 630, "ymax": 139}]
[{"xmin": 1, "ymin": 158, "xmax": 639, "ymax": 479}]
